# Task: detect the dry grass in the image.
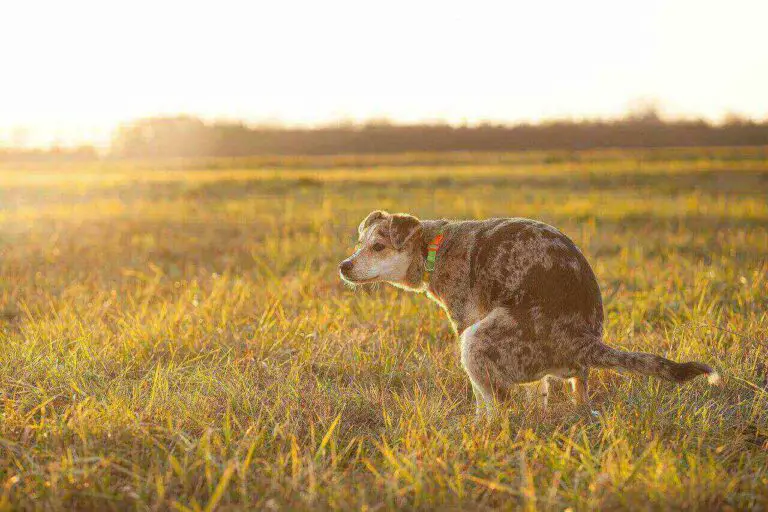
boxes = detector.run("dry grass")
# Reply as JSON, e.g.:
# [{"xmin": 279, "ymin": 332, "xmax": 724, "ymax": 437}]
[{"xmin": 0, "ymin": 149, "xmax": 766, "ymax": 510}]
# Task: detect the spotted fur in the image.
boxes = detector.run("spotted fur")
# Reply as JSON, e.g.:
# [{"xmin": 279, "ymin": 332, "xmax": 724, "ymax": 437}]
[{"xmin": 340, "ymin": 211, "xmax": 721, "ymax": 416}]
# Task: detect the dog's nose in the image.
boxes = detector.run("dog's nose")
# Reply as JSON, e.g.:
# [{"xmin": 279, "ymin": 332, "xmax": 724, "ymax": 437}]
[{"xmin": 339, "ymin": 260, "xmax": 354, "ymax": 275}]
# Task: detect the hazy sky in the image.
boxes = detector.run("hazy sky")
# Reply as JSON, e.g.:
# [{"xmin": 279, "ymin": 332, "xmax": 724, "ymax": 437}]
[{"xmin": 2, "ymin": 0, "xmax": 767, "ymax": 147}]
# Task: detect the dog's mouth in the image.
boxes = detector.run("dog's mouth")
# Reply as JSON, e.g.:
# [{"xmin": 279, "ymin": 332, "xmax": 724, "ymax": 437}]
[{"xmin": 339, "ymin": 271, "xmax": 379, "ymax": 285}]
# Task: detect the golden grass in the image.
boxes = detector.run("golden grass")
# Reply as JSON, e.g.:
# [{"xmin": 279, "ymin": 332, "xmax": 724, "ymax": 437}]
[{"xmin": 0, "ymin": 149, "xmax": 766, "ymax": 510}]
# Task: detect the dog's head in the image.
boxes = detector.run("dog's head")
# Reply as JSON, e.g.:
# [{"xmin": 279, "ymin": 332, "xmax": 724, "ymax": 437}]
[{"xmin": 339, "ymin": 210, "xmax": 423, "ymax": 286}]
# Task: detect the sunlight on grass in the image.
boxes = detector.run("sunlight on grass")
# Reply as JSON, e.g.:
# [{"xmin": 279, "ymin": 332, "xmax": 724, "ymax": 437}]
[{"xmin": 0, "ymin": 149, "xmax": 766, "ymax": 509}]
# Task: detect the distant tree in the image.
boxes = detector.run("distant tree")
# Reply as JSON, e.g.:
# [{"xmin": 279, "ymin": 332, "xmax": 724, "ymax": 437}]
[
  {"xmin": 112, "ymin": 116, "xmax": 215, "ymax": 158},
  {"xmin": 624, "ymin": 98, "xmax": 664, "ymax": 125},
  {"xmin": 722, "ymin": 112, "xmax": 752, "ymax": 126}
]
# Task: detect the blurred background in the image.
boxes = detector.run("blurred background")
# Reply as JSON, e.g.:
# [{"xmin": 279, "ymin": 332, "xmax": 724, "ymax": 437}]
[{"xmin": 1, "ymin": 0, "xmax": 767, "ymax": 158}]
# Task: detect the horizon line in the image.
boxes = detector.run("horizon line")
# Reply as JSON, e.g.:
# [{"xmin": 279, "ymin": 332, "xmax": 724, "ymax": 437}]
[{"xmin": 2, "ymin": 109, "xmax": 768, "ymax": 151}]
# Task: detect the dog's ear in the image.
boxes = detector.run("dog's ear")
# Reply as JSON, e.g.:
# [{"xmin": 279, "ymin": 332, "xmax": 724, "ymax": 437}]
[
  {"xmin": 389, "ymin": 213, "xmax": 422, "ymax": 250},
  {"xmin": 358, "ymin": 210, "xmax": 388, "ymax": 236}
]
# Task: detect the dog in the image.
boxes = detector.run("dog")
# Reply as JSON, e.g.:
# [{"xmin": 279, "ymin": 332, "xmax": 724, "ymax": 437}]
[{"xmin": 339, "ymin": 211, "xmax": 720, "ymax": 416}]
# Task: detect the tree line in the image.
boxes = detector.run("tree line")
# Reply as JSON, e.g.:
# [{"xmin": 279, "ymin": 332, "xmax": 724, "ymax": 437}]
[
  {"xmin": 3, "ymin": 113, "xmax": 768, "ymax": 161},
  {"xmin": 111, "ymin": 115, "xmax": 768, "ymax": 158}
]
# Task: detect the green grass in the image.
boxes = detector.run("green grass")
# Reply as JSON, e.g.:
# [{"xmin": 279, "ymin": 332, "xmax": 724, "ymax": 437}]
[{"xmin": 0, "ymin": 149, "xmax": 766, "ymax": 510}]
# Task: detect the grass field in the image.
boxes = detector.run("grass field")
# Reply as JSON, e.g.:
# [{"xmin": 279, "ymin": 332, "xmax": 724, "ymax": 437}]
[{"xmin": 0, "ymin": 148, "xmax": 766, "ymax": 510}]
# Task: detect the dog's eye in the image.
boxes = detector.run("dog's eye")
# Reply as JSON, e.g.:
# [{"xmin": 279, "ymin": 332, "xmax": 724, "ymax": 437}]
[{"xmin": 371, "ymin": 243, "xmax": 386, "ymax": 252}]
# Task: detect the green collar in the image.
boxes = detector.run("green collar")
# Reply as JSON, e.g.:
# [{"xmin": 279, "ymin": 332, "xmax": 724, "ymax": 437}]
[{"xmin": 423, "ymin": 228, "xmax": 445, "ymax": 283}]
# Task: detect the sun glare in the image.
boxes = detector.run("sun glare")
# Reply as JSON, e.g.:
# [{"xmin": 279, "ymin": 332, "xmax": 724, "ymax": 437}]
[{"xmin": 1, "ymin": 0, "xmax": 767, "ymax": 147}]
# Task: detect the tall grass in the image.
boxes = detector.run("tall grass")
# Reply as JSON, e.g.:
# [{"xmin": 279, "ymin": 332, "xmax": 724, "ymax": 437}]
[{"xmin": 0, "ymin": 149, "xmax": 766, "ymax": 510}]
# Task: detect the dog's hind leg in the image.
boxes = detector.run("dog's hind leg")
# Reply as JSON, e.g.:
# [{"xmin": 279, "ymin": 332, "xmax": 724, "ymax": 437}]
[
  {"xmin": 461, "ymin": 320, "xmax": 505, "ymax": 417},
  {"xmin": 469, "ymin": 381, "xmax": 493, "ymax": 418},
  {"xmin": 460, "ymin": 308, "xmax": 541, "ymax": 417},
  {"xmin": 570, "ymin": 368, "xmax": 599, "ymax": 420},
  {"xmin": 569, "ymin": 369, "xmax": 589, "ymax": 405},
  {"xmin": 525, "ymin": 377, "xmax": 549, "ymax": 409}
]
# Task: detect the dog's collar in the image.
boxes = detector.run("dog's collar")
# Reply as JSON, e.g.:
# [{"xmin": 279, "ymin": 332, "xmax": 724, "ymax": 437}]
[{"xmin": 423, "ymin": 228, "xmax": 445, "ymax": 283}]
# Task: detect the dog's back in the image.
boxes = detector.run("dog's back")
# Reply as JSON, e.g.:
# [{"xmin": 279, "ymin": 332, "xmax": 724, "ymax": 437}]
[{"xmin": 428, "ymin": 217, "xmax": 602, "ymax": 345}]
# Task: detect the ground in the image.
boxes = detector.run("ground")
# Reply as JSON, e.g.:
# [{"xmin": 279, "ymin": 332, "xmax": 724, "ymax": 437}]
[{"xmin": 0, "ymin": 148, "xmax": 766, "ymax": 510}]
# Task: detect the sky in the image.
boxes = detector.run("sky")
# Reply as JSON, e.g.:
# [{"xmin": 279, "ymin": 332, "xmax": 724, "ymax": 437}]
[{"xmin": 1, "ymin": 0, "xmax": 767, "ymax": 148}]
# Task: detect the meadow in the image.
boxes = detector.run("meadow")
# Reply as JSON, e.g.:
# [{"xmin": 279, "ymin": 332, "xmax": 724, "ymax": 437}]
[{"xmin": 0, "ymin": 148, "xmax": 766, "ymax": 510}]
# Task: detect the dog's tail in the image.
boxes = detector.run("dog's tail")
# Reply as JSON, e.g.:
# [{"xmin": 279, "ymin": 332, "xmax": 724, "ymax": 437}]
[{"xmin": 585, "ymin": 343, "xmax": 721, "ymax": 385}]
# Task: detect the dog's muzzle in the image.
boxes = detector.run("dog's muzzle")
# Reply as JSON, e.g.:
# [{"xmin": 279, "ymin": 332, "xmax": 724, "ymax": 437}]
[{"xmin": 339, "ymin": 259, "xmax": 354, "ymax": 278}]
